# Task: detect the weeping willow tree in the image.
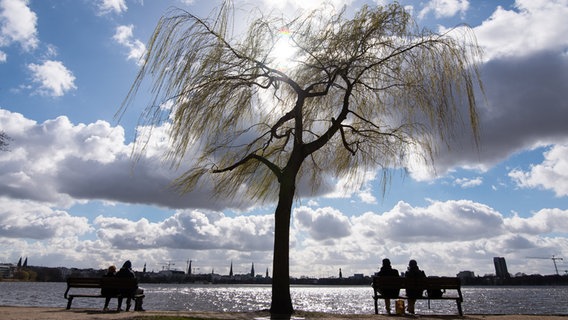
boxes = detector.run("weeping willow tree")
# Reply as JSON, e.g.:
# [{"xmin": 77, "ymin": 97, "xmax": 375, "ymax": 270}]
[{"xmin": 121, "ymin": 1, "xmax": 482, "ymax": 316}]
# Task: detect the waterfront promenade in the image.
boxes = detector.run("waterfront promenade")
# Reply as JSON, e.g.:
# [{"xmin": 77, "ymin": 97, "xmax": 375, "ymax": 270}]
[{"xmin": 1, "ymin": 307, "xmax": 567, "ymax": 320}]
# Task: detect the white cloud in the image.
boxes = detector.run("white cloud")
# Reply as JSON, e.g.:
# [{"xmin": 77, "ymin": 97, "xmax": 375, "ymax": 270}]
[
  {"xmin": 419, "ymin": 0, "xmax": 469, "ymax": 19},
  {"xmin": 113, "ymin": 25, "xmax": 146, "ymax": 66},
  {"xmin": 0, "ymin": 109, "xmax": 252, "ymax": 210},
  {"xmin": 290, "ymin": 199, "xmax": 568, "ymax": 277},
  {"xmin": 474, "ymin": 0, "xmax": 568, "ymax": 61},
  {"xmin": 95, "ymin": 210, "xmax": 275, "ymax": 251},
  {"xmin": 27, "ymin": 60, "xmax": 77, "ymax": 97},
  {"xmin": 294, "ymin": 206, "xmax": 351, "ymax": 241},
  {"xmin": 98, "ymin": 0, "xmax": 127, "ymax": 15},
  {"xmin": 454, "ymin": 177, "xmax": 482, "ymax": 188},
  {"xmin": 0, "ymin": 0, "xmax": 38, "ymax": 51},
  {"xmin": 259, "ymin": 0, "xmax": 353, "ymax": 11},
  {"xmin": 0, "ymin": 198, "xmax": 91, "ymax": 239},
  {"xmin": 0, "ymin": 49, "xmax": 5, "ymax": 62},
  {"xmin": 509, "ymin": 144, "xmax": 568, "ymax": 197},
  {"xmin": 505, "ymin": 208, "xmax": 568, "ymax": 235}
]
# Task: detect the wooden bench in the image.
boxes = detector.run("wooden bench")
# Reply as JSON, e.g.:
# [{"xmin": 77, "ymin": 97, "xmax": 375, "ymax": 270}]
[
  {"xmin": 64, "ymin": 277, "xmax": 145, "ymax": 311},
  {"xmin": 372, "ymin": 276, "xmax": 463, "ymax": 316}
]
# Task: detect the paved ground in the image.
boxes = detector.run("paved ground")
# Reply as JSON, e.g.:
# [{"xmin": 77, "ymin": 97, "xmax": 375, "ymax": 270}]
[{"xmin": 1, "ymin": 307, "xmax": 567, "ymax": 320}]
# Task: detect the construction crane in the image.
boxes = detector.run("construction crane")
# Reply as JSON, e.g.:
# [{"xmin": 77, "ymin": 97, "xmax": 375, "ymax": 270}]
[{"xmin": 526, "ymin": 255, "xmax": 564, "ymax": 275}]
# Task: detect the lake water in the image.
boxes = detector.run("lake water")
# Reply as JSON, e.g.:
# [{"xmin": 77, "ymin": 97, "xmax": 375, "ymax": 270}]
[{"xmin": 0, "ymin": 282, "xmax": 567, "ymax": 315}]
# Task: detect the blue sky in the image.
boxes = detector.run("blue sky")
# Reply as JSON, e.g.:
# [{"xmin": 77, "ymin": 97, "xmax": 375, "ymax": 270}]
[{"xmin": 1, "ymin": 0, "xmax": 568, "ymax": 279}]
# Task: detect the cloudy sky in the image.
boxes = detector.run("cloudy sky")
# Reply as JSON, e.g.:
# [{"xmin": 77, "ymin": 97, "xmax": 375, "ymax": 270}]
[{"xmin": 1, "ymin": 0, "xmax": 568, "ymax": 279}]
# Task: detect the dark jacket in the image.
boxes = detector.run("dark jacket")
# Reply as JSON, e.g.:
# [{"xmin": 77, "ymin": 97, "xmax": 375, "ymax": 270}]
[
  {"xmin": 116, "ymin": 261, "xmax": 137, "ymax": 295},
  {"xmin": 101, "ymin": 270, "xmax": 116, "ymax": 296},
  {"xmin": 405, "ymin": 266, "xmax": 426, "ymax": 298},
  {"xmin": 377, "ymin": 266, "xmax": 400, "ymax": 298}
]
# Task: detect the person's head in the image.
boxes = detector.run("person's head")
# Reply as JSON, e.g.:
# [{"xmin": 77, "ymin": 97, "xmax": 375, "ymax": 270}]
[
  {"xmin": 408, "ymin": 259, "xmax": 418, "ymax": 268},
  {"xmin": 382, "ymin": 258, "xmax": 391, "ymax": 268},
  {"xmin": 108, "ymin": 265, "xmax": 116, "ymax": 273},
  {"xmin": 122, "ymin": 260, "xmax": 132, "ymax": 269}
]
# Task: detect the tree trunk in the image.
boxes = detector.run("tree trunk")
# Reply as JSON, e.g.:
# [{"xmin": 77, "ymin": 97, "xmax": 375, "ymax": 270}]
[{"xmin": 269, "ymin": 173, "xmax": 296, "ymax": 316}]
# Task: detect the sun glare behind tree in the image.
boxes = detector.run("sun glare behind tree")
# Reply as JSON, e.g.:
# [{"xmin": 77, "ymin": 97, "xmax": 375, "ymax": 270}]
[{"xmin": 271, "ymin": 27, "xmax": 298, "ymax": 72}]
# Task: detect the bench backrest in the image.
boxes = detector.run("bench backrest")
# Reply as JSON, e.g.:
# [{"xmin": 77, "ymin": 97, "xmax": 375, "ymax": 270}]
[
  {"xmin": 66, "ymin": 277, "xmax": 102, "ymax": 289},
  {"xmin": 373, "ymin": 276, "xmax": 461, "ymax": 290},
  {"xmin": 66, "ymin": 277, "xmax": 138, "ymax": 290},
  {"xmin": 64, "ymin": 277, "xmax": 140, "ymax": 300}
]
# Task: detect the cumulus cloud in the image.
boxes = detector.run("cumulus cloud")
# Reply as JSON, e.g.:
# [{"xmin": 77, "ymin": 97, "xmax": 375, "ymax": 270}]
[
  {"xmin": 0, "ymin": 0, "xmax": 38, "ymax": 51},
  {"xmin": 113, "ymin": 25, "xmax": 146, "ymax": 66},
  {"xmin": 98, "ymin": 0, "xmax": 127, "ymax": 15},
  {"xmin": 27, "ymin": 60, "xmax": 77, "ymax": 97},
  {"xmin": 504, "ymin": 208, "xmax": 568, "ymax": 235},
  {"xmin": 419, "ymin": 0, "xmax": 469, "ymax": 19},
  {"xmin": 95, "ymin": 210, "xmax": 274, "ymax": 251},
  {"xmin": 454, "ymin": 177, "xmax": 482, "ymax": 188},
  {"xmin": 0, "ymin": 109, "xmax": 261, "ymax": 210},
  {"xmin": 411, "ymin": 50, "xmax": 568, "ymax": 181},
  {"xmin": 474, "ymin": 0, "xmax": 568, "ymax": 61},
  {"xmin": 509, "ymin": 145, "xmax": 568, "ymax": 197},
  {"xmin": 289, "ymin": 199, "xmax": 568, "ymax": 276},
  {"xmin": 294, "ymin": 206, "xmax": 351, "ymax": 241},
  {"xmin": 408, "ymin": 0, "xmax": 568, "ymax": 181},
  {"xmin": 0, "ymin": 198, "xmax": 91, "ymax": 239}
]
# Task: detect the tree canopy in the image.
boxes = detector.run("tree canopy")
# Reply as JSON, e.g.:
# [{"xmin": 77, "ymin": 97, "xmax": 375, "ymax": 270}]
[{"xmin": 121, "ymin": 1, "xmax": 482, "ymax": 315}]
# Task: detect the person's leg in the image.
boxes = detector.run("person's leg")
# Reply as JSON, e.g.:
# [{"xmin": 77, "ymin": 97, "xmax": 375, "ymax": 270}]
[
  {"xmin": 117, "ymin": 297, "xmax": 123, "ymax": 311},
  {"xmin": 384, "ymin": 298, "xmax": 391, "ymax": 314},
  {"xmin": 407, "ymin": 298, "xmax": 416, "ymax": 314},
  {"xmin": 125, "ymin": 297, "xmax": 132, "ymax": 311},
  {"xmin": 103, "ymin": 297, "xmax": 111, "ymax": 310}
]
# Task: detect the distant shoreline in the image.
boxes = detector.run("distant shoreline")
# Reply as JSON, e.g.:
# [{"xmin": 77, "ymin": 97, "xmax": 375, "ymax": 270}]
[{"xmin": 1, "ymin": 306, "xmax": 568, "ymax": 320}]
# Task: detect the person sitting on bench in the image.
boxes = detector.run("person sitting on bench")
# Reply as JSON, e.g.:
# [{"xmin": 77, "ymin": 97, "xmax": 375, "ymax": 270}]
[
  {"xmin": 405, "ymin": 259, "xmax": 426, "ymax": 314},
  {"xmin": 116, "ymin": 260, "xmax": 145, "ymax": 311},
  {"xmin": 376, "ymin": 258, "xmax": 400, "ymax": 314},
  {"xmin": 101, "ymin": 265, "xmax": 116, "ymax": 311}
]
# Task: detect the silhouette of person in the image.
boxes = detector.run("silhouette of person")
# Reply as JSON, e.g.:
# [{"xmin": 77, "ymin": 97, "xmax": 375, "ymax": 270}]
[
  {"xmin": 116, "ymin": 260, "xmax": 144, "ymax": 311},
  {"xmin": 376, "ymin": 258, "xmax": 400, "ymax": 314},
  {"xmin": 405, "ymin": 259, "xmax": 426, "ymax": 314},
  {"xmin": 101, "ymin": 265, "xmax": 116, "ymax": 311}
]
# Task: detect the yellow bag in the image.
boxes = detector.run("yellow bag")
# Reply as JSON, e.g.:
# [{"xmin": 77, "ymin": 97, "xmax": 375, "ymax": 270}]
[{"xmin": 395, "ymin": 299, "xmax": 405, "ymax": 315}]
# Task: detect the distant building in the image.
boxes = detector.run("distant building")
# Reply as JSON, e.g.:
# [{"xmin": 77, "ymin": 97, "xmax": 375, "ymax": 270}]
[
  {"xmin": 457, "ymin": 271, "xmax": 475, "ymax": 279},
  {"xmin": 0, "ymin": 263, "xmax": 13, "ymax": 278},
  {"xmin": 494, "ymin": 257, "xmax": 510, "ymax": 278}
]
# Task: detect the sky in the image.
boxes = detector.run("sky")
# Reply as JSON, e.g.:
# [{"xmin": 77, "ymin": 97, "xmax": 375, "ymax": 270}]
[{"xmin": 1, "ymin": 0, "xmax": 568, "ymax": 279}]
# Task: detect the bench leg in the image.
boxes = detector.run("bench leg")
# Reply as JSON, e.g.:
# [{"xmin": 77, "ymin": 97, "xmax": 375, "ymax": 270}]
[
  {"xmin": 373, "ymin": 297, "xmax": 378, "ymax": 314},
  {"xmin": 66, "ymin": 297, "xmax": 73, "ymax": 310},
  {"xmin": 457, "ymin": 299, "xmax": 463, "ymax": 316}
]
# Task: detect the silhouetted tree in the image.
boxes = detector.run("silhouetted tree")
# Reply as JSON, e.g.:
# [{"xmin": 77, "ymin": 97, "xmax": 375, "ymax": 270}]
[{"xmin": 121, "ymin": 2, "xmax": 482, "ymax": 315}]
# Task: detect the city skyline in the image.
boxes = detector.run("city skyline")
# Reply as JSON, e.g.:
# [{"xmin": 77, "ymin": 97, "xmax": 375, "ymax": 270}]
[{"xmin": 1, "ymin": 0, "xmax": 568, "ymax": 278}]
